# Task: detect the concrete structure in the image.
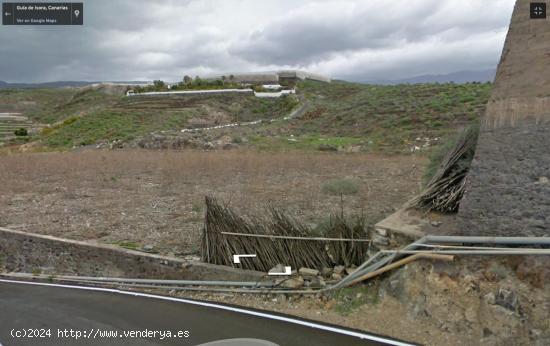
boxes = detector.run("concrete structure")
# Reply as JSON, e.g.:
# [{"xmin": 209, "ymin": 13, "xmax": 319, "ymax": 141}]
[
  {"xmin": 254, "ymin": 89, "xmax": 296, "ymax": 98},
  {"xmin": 262, "ymin": 84, "xmax": 283, "ymax": 90},
  {"xmin": 277, "ymin": 70, "xmax": 331, "ymax": 84},
  {"xmin": 127, "ymin": 89, "xmax": 253, "ymax": 97},
  {"xmin": 458, "ymin": 0, "xmax": 550, "ymax": 236},
  {"xmin": 206, "ymin": 70, "xmax": 331, "ymax": 85},
  {"xmin": 127, "ymin": 88, "xmax": 295, "ymax": 98}
]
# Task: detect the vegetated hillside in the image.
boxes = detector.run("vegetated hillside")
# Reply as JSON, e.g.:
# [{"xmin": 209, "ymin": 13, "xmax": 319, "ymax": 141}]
[
  {"xmin": 40, "ymin": 91, "xmax": 298, "ymax": 148},
  {"xmin": 0, "ymin": 88, "xmax": 79, "ymax": 123},
  {"xmin": 1, "ymin": 80, "xmax": 491, "ymax": 152},
  {"xmin": 0, "ymin": 86, "xmax": 122, "ymax": 124},
  {"xmin": 283, "ymin": 80, "xmax": 491, "ymax": 151}
]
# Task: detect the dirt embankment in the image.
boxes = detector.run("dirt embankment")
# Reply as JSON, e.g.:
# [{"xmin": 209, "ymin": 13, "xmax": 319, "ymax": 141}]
[{"xmin": 178, "ymin": 256, "xmax": 549, "ymax": 346}]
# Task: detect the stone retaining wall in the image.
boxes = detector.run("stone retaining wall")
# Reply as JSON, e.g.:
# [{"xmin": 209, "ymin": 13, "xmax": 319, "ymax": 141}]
[
  {"xmin": 458, "ymin": 121, "xmax": 550, "ymax": 236},
  {"xmin": 0, "ymin": 227, "xmax": 263, "ymax": 280}
]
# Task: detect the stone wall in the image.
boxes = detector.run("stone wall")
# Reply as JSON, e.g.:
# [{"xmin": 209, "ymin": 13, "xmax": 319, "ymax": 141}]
[
  {"xmin": 0, "ymin": 227, "xmax": 263, "ymax": 280},
  {"xmin": 457, "ymin": 0, "xmax": 550, "ymax": 236},
  {"xmin": 458, "ymin": 121, "xmax": 550, "ymax": 236}
]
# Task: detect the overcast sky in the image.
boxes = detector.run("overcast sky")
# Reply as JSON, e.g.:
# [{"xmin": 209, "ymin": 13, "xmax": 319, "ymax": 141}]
[{"xmin": 0, "ymin": 0, "xmax": 516, "ymax": 83}]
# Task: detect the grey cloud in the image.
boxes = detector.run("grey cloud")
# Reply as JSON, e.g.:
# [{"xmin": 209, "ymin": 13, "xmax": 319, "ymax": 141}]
[{"xmin": 0, "ymin": 0, "xmax": 515, "ymax": 83}]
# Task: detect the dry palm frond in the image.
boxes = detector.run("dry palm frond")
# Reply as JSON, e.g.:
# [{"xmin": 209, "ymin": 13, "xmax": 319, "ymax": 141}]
[
  {"xmin": 409, "ymin": 126, "xmax": 479, "ymax": 213},
  {"xmin": 201, "ymin": 197, "xmax": 370, "ymax": 271}
]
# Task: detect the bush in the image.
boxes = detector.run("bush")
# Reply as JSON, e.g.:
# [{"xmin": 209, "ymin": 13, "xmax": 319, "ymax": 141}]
[
  {"xmin": 14, "ymin": 128, "xmax": 28, "ymax": 136},
  {"xmin": 41, "ymin": 127, "xmax": 54, "ymax": 135},
  {"xmin": 62, "ymin": 116, "xmax": 79, "ymax": 126},
  {"xmin": 321, "ymin": 178, "xmax": 360, "ymax": 195}
]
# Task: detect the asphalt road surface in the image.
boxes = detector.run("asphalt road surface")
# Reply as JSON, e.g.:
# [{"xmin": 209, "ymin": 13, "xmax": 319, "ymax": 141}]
[{"xmin": 0, "ymin": 280, "xmax": 414, "ymax": 346}]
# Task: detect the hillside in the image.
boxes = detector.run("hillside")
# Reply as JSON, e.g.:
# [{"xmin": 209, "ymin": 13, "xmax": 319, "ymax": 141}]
[
  {"xmin": 247, "ymin": 80, "xmax": 491, "ymax": 152},
  {"xmin": 0, "ymin": 81, "xmax": 491, "ymax": 152}
]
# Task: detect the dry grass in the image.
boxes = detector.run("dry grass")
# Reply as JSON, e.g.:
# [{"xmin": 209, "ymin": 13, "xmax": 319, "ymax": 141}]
[{"xmin": 0, "ymin": 149, "xmax": 425, "ymax": 255}]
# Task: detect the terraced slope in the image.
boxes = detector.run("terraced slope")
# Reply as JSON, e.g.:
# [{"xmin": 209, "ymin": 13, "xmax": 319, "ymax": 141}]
[
  {"xmin": 0, "ymin": 81, "xmax": 491, "ymax": 152},
  {"xmin": 0, "ymin": 114, "xmax": 32, "ymax": 140}
]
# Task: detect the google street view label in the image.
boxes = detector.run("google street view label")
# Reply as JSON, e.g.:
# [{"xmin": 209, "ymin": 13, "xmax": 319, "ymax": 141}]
[{"xmin": 2, "ymin": 2, "xmax": 83, "ymax": 25}]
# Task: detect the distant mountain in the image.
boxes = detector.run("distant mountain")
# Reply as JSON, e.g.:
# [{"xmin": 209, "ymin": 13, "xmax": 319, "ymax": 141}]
[
  {"xmin": 363, "ymin": 69, "xmax": 496, "ymax": 85},
  {"xmin": 0, "ymin": 81, "xmax": 149, "ymax": 89}
]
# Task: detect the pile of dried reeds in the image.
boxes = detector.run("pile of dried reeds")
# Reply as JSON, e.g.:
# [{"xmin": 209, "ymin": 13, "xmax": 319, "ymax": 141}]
[
  {"xmin": 201, "ymin": 197, "xmax": 370, "ymax": 271},
  {"xmin": 410, "ymin": 126, "xmax": 479, "ymax": 213},
  {"xmin": 323, "ymin": 214, "xmax": 369, "ymax": 267}
]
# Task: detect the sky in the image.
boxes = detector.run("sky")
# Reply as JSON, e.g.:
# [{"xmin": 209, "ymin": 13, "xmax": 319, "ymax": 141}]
[{"xmin": 0, "ymin": 0, "xmax": 516, "ymax": 83}]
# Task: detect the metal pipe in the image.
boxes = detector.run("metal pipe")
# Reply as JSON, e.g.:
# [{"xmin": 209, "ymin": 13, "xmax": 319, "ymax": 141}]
[
  {"xmin": 382, "ymin": 249, "xmax": 550, "ymax": 255},
  {"xmin": 346, "ymin": 254, "xmax": 454, "ymax": 286},
  {"xmin": 331, "ymin": 236, "xmax": 429, "ymax": 289},
  {"xmin": 416, "ymin": 244, "xmax": 544, "ymax": 251},
  {"xmin": 425, "ymin": 235, "xmax": 550, "ymax": 245},
  {"xmin": 220, "ymin": 231, "xmax": 371, "ymax": 242}
]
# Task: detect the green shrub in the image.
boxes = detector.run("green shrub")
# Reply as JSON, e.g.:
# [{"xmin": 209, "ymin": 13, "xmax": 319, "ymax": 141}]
[
  {"xmin": 41, "ymin": 127, "xmax": 54, "ymax": 135},
  {"xmin": 321, "ymin": 178, "xmax": 360, "ymax": 195},
  {"xmin": 62, "ymin": 116, "xmax": 79, "ymax": 126},
  {"xmin": 14, "ymin": 128, "xmax": 28, "ymax": 136}
]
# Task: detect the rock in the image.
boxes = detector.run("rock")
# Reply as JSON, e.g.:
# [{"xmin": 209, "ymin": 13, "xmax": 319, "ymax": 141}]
[
  {"xmin": 308, "ymin": 276, "xmax": 326, "ymax": 288},
  {"xmin": 317, "ymin": 144, "xmax": 337, "ymax": 151},
  {"xmin": 373, "ymin": 234, "xmax": 390, "ymax": 247},
  {"xmin": 430, "ymin": 221, "xmax": 443, "ymax": 227},
  {"xmin": 538, "ymin": 176, "xmax": 549, "ymax": 185},
  {"xmin": 463, "ymin": 274, "xmax": 479, "ymax": 293},
  {"xmin": 464, "ymin": 307, "xmax": 477, "ymax": 323},
  {"xmin": 375, "ymin": 228, "xmax": 388, "ymax": 237},
  {"xmin": 331, "ymin": 273, "xmax": 343, "ymax": 281},
  {"xmin": 321, "ymin": 267, "xmax": 333, "ymax": 277},
  {"xmin": 203, "ymin": 142, "xmax": 215, "ymax": 150},
  {"xmin": 345, "ymin": 267, "xmax": 357, "ymax": 275},
  {"xmin": 268, "ymin": 264, "xmax": 287, "ymax": 275},
  {"xmin": 495, "ymin": 288, "xmax": 518, "ymax": 311},
  {"xmin": 333, "ymin": 265, "xmax": 346, "ymax": 275},
  {"xmin": 281, "ymin": 276, "xmax": 304, "ymax": 289},
  {"xmin": 483, "ymin": 292, "xmax": 496, "ymax": 305},
  {"xmin": 142, "ymin": 244, "xmax": 154, "ymax": 252},
  {"xmin": 299, "ymin": 267, "xmax": 319, "ymax": 277},
  {"xmin": 529, "ymin": 329, "xmax": 542, "ymax": 339},
  {"xmin": 389, "ymin": 279, "xmax": 400, "ymax": 290}
]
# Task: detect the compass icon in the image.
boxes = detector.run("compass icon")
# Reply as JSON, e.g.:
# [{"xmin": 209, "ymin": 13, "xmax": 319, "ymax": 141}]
[{"xmin": 531, "ymin": 2, "xmax": 546, "ymax": 19}]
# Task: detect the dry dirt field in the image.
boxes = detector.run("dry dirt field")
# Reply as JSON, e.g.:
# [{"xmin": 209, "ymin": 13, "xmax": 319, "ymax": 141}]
[{"xmin": 0, "ymin": 149, "xmax": 425, "ymax": 256}]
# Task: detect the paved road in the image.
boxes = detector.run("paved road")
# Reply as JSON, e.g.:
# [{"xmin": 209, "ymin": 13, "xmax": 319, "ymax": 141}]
[{"xmin": 0, "ymin": 280, "xmax": 413, "ymax": 346}]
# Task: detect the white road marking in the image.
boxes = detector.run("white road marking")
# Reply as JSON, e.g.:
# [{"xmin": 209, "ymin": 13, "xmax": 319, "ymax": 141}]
[
  {"xmin": 232, "ymin": 254, "xmax": 256, "ymax": 264},
  {"xmin": 0, "ymin": 278, "xmax": 415, "ymax": 346},
  {"xmin": 267, "ymin": 266, "xmax": 292, "ymax": 276}
]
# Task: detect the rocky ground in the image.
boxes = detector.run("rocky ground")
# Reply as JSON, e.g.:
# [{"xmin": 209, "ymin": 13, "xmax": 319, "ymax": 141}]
[{"xmin": 169, "ymin": 256, "xmax": 549, "ymax": 346}]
